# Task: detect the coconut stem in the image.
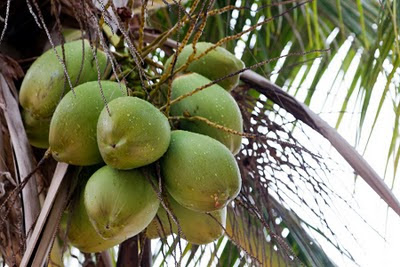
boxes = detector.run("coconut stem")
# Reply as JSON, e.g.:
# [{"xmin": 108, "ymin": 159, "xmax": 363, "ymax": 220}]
[{"xmin": 117, "ymin": 235, "xmax": 152, "ymax": 267}]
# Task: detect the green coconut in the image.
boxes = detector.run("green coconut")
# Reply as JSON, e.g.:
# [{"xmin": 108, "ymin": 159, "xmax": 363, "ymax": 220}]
[
  {"xmin": 22, "ymin": 109, "xmax": 51, "ymax": 149},
  {"xmin": 19, "ymin": 39, "xmax": 110, "ymax": 119},
  {"xmin": 161, "ymin": 130, "xmax": 241, "ymax": 212},
  {"xmin": 97, "ymin": 96, "xmax": 171, "ymax": 170},
  {"xmin": 66, "ymin": 191, "xmax": 123, "ymax": 253},
  {"xmin": 84, "ymin": 166, "xmax": 159, "ymax": 240},
  {"xmin": 48, "ymin": 238, "xmax": 64, "ymax": 267},
  {"xmin": 49, "ymin": 81, "xmax": 126, "ymax": 165},
  {"xmin": 171, "ymin": 73, "xmax": 243, "ymax": 155},
  {"xmin": 147, "ymin": 194, "xmax": 226, "ymax": 244},
  {"xmin": 165, "ymin": 42, "xmax": 244, "ymax": 91}
]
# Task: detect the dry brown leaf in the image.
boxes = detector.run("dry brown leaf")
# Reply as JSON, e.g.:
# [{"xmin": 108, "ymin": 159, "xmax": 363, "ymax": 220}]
[{"xmin": 0, "ymin": 74, "xmax": 40, "ymax": 243}]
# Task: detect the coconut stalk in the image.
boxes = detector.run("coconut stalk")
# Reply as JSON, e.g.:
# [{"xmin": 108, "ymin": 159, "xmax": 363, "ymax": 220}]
[
  {"xmin": 117, "ymin": 235, "xmax": 152, "ymax": 267},
  {"xmin": 117, "ymin": 237, "xmax": 140, "ymax": 267},
  {"xmin": 98, "ymin": 251, "xmax": 113, "ymax": 267}
]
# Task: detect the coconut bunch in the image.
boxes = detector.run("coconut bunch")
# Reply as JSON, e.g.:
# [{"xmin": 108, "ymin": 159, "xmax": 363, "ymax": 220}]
[{"xmin": 19, "ymin": 34, "xmax": 246, "ymax": 252}]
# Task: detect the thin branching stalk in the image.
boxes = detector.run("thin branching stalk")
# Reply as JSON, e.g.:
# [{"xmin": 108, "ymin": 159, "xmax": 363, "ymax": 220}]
[{"xmin": 160, "ymin": 49, "xmax": 328, "ymax": 110}]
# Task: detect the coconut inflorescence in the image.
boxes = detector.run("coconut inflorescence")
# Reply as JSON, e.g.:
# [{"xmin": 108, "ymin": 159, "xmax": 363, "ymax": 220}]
[{"xmin": 19, "ymin": 40, "xmax": 245, "ymax": 251}]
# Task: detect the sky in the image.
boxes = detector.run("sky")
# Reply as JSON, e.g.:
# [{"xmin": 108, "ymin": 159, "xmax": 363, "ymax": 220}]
[{"xmin": 286, "ymin": 36, "xmax": 400, "ymax": 266}]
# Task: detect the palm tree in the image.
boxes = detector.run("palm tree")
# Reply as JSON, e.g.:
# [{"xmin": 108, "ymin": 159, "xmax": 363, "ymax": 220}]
[{"xmin": 0, "ymin": 0, "xmax": 398, "ymax": 266}]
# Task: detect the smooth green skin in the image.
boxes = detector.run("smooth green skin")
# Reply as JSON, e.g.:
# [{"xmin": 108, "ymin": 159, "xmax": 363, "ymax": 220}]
[
  {"xmin": 22, "ymin": 109, "xmax": 51, "ymax": 149},
  {"xmin": 49, "ymin": 81, "xmax": 126, "ymax": 165},
  {"xmin": 165, "ymin": 42, "xmax": 244, "ymax": 91},
  {"xmin": 97, "ymin": 97, "xmax": 171, "ymax": 170},
  {"xmin": 62, "ymin": 28, "xmax": 84, "ymax": 42},
  {"xmin": 19, "ymin": 39, "xmax": 110, "ymax": 119},
  {"xmin": 66, "ymin": 191, "xmax": 123, "ymax": 253},
  {"xmin": 147, "ymin": 194, "xmax": 226, "ymax": 244},
  {"xmin": 84, "ymin": 166, "xmax": 159, "ymax": 240},
  {"xmin": 161, "ymin": 131, "xmax": 241, "ymax": 212},
  {"xmin": 171, "ymin": 73, "xmax": 243, "ymax": 155}
]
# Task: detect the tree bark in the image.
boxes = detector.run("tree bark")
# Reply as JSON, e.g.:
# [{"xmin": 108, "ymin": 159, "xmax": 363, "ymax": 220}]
[
  {"xmin": 117, "ymin": 236, "xmax": 139, "ymax": 267},
  {"xmin": 141, "ymin": 238, "xmax": 152, "ymax": 267},
  {"xmin": 97, "ymin": 251, "xmax": 113, "ymax": 267},
  {"xmin": 117, "ymin": 235, "xmax": 152, "ymax": 267}
]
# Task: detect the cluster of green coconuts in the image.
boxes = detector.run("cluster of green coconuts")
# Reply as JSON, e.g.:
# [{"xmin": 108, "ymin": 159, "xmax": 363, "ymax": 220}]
[{"xmin": 19, "ymin": 39, "xmax": 245, "ymax": 252}]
